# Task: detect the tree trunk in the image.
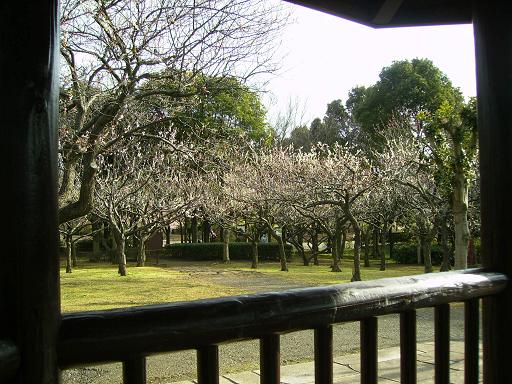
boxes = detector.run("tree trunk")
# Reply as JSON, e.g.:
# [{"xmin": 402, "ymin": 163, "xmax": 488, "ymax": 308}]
[
  {"xmin": 222, "ymin": 228, "xmax": 230, "ymax": 263},
  {"xmin": 191, "ymin": 216, "xmax": 198, "ymax": 243},
  {"xmin": 251, "ymin": 240, "xmax": 258, "ymax": 269},
  {"xmin": 312, "ymin": 227, "xmax": 319, "ymax": 266},
  {"xmin": 71, "ymin": 242, "xmax": 77, "ymax": 268},
  {"xmin": 363, "ymin": 227, "xmax": 371, "ymax": 267},
  {"xmin": 388, "ymin": 226, "xmax": 394, "ymax": 261},
  {"xmin": 101, "ymin": 228, "xmax": 115, "ymax": 263},
  {"xmin": 269, "ymin": 228, "xmax": 288, "ymax": 271},
  {"xmin": 440, "ymin": 216, "xmax": 452, "ymax": 272},
  {"xmin": 65, "ymin": 235, "xmax": 72, "ymax": 273},
  {"xmin": 275, "ymin": 234, "xmax": 288, "ymax": 272},
  {"xmin": 331, "ymin": 220, "xmax": 342, "ymax": 272},
  {"xmin": 203, "ymin": 220, "xmax": 211, "ymax": 243},
  {"xmin": 452, "ymin": 171, "xmax": 470, "ymax": 269},
  {"xmin": 112, "ymin": 227, "xmax": 127, "ymax": 276},
  {"xmin": 281, "ymin": 226, "xmax": 287, "ymax": 244},
  {"xmin": 417, "ymin": 237, "xmax": 422, "ymax": 264},
  {"xmin": 380, "ymin": 223, "xmax": 388, "ymax": 271},
  {"xmin": 301, "ymin": 248, "xmax": 309, "ymax": 266},
  {"xmin": 330, "ymin": 234, "xmax": 341, "ymax": 272},
  {"xmin": 165, "ymin": 225, "xmax": 171, "ymax": 245},
  {"xmin": 58, "ymin": 150, "xmax": 98, "ymax": 224},
  {"xmin": 347, "ymin": 212, "xmax": 361, "ymax": 282},
  {"xmin": 373, "ymin": 227, "xmax": 380, "ymax": 259},
  {"xmin": 287, "ymin": 233, "xmax": 306, "ymax": 266},
  {"xmin": 184, "ymin": 217, "xmax": 191, "ymax": 243},
  {"xmin": 180, "ymin": 221, "xmax": 184, "ymax": 244},
  {"xmin": 91, "ymin": 219, "xmax": 103, "ymax": 262},
  {"xmin": 295, "ymin": 231, "xmax": 308, "ymax": 266},
  {"xmin": 136, "ymin": 237, "xmax": 146, "ymax": 267},
  {"xmin": 421, "ymin": 235, "xmax": 433, "ymax": 273},
  {"xmin": 107, "ymin": 231, "xmax": 117, "ymax": 264},
  {"xmin": 416, "ymin": 217, "xmax": 434, "ymax": 273},
  {"xmin": 340, "ymin": 228, "xmax": 346, "ymax": 259},
  {"xmin": 326, "ymin": 237, "xmax": 332, "ymax": 255}
]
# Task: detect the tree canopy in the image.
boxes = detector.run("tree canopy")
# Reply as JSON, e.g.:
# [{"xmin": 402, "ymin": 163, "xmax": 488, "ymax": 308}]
[{"xmin": 58, "ymin": 0, "xmax": 287, "ymax": 224}]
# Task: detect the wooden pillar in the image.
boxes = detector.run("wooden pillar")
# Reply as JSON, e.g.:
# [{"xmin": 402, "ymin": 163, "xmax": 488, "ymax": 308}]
[
  {"xmin": 1, "ymin": 0, "xmax": 61, "ymax": 383},
  {"xmin": 473, "ymin": 2, "xmax": 512, "ymax": 383}
]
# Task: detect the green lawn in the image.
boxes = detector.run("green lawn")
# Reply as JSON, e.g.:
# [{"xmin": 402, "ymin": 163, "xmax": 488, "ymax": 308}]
[
  {"xmin": 60, "ymin": 256, "xmax": 427, "ymax": 313},
  {"xmin": 211, "ymin": 258, "xmax": 426, "ymax": 286},
  {"xmin": 60, "ymin": 263, "xmax": 245, "ymax": 313}
]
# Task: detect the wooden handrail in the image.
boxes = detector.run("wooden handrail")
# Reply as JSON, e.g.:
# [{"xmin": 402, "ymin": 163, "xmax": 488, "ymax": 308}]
[{"xmin": 58, "ymin": 269, "xmax": 507, "ymax": 368}]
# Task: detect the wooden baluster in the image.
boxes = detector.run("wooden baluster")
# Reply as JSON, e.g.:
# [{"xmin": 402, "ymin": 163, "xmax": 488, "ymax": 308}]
[
  {"xmin": 435, "ymin": 304, "xmax": 450, "ymax": 384},
  {"xmin": 260, "ymin": 334, "xmax": 280, "ymax": 384},
  {"xmin": 465, "ymin": 299, "xmax": 480, "ymax": 384},
  {"xmin": 361, "ymin": 317, "xmax": 378, "ymax": 384},
  {"xmin": 315, "ymin": 325, "xmax": 333, "ymax": 384},
  {"xmin": 197, "ymin": 345, "xmax": 219, "ymax": 384},
  {"xmin": 123, "ymin": 356, "xmax": 147, "ymax": 384},
  {"xmin": 400, "ymin": 310, "xmax": 417, "ymax": 384}
]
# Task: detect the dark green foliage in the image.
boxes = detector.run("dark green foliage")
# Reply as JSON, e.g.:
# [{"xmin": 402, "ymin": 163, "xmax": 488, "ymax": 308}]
[
  {"xmin": 76, "ymin": 239, "xmax": 93, "ymax": 252},
  {"xmin": 163, "ymin": 242, "xmax": 293, "ymax": 261},
  {"xmin": 289, "ymin": 125, "xmax": 311, "ymax": 150},
  {"xmin": 172, "ymin": 76, "xmax": 270, "ymax": 144},
  {"xmin": 390, "ymin": 231, "xmax": 414, "ymax": 244},
  {"xmin": 391, "ymin": 243, "xmax": 447, "ymax": 266},
  {"xmin": 346, "ymin": 58, "xmax": 465, "ymax": 154},
  {"xmin": 288, "ymin": 99, "xmax": 351, "ymax": 149},
  {"xmin": 469, "ymin": 237, "xmax": 481, "ymax": 265}
]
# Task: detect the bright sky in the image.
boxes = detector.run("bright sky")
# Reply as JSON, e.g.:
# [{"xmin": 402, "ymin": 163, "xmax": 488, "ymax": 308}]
[{"xmin": 263, "ymin": 3, "xmax": 477, "ymax": 127}]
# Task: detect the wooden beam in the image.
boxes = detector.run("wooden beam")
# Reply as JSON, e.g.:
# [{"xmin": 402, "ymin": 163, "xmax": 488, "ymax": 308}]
[
  {"xmin": 283, "ymin": 0, "xmax": 471, "ymax": 27},
  {"xmin": 372, "ymin": 0, "xmax": 404, "ymax": 25},
  {"xmin": 473, "ymin": 2, "xmax": 512, "ymax": 383},
  {"xmin": 0, "ymin": 1, "xmax": 61, "ymax": 382}
]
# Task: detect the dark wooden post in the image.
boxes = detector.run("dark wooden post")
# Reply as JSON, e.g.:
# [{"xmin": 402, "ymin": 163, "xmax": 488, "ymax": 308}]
[
  {"xmin": 197, "ymin": 346, "xmax": 219, "ymax": 384},
  {"xmin": 360, "ymin": 317, "xmax": 378, "ymax": 384},
  {"xmin": 400, "ymin": 310, "xmax": 416, "ymax": 384},
  {"xmin": 314, "ymin": 325, "xmax": 333, "ymax": 384},
  {"xmin": 1, "ymin": 0, "xmax": 61, "ymax": 383},
  {"xmin": 473, "ymin": 2, "xmax": 512, "ymax": 383},
  {"xmin": 260, "ymin": 334, "xmax": 280, "ymax": 384}
]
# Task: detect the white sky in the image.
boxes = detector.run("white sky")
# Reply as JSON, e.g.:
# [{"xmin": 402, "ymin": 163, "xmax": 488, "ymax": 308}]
[{"xmin": 262, "ymin": 3, "xmax": 477, "ymax": 126}]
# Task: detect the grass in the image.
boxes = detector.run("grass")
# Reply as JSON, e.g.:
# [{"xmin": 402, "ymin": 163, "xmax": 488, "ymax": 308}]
[
  {"xmin": 60, "ymin": 262, "xmax": 247, "ymax": 313},
  {"xmin": 60, "ymin": 254, "xmax": 427, "ymax": 313},
  {"xmin": 211, "ymin": 258, "xmax": 426, "ymax": 286}
]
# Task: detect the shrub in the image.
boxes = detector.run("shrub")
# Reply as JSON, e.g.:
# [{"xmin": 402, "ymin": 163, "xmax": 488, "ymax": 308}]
[
  {"xmin": 391, "ymin": 243, "xmax": 447, "ymax": 265},
  {"xmin": 390, "ymin": 231, "xmax": 414, "ymax": 244},
  {"xmin": 75, "ymin": 238, "xmax": 93, "ymax": 252},
  {"xmin": 162, "ymin": 242, "xmax": 293, "ymax": 261}
]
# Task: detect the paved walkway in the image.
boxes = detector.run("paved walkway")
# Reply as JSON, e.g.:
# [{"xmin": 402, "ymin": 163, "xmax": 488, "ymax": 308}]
[{"xmin": 172, "ymin": 341, "xmax": 481, "ymax": 384}]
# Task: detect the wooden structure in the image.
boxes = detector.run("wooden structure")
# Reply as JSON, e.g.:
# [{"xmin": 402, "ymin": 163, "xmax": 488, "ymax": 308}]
[{"xmin": 1, "ymin": 0, "xmax": 511, "ymax": 383}]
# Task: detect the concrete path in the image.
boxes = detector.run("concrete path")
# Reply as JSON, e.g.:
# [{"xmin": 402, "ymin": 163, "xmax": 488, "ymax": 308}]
[{"xmin": 172, "ymin": 341, "xmax": 481, "ymax": 384}]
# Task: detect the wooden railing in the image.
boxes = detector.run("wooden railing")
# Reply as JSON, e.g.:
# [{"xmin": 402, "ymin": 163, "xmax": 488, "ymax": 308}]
[{"xmin": 1, "ymin": 269, "xmax": 507, "ymax": 383}]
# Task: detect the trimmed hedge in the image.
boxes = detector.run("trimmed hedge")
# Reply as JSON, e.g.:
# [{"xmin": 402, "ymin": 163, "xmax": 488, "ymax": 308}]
[
  {"xmin": 391, "ymin": 243, "xmax": 449, "ymax": 266},
  {"xmin": 389, "ymin": 231, "xmax": 414, "ymax": 244},
  {"xmin": 163, "ymin": 242, "xmax": 293, "ymax": 261}
]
